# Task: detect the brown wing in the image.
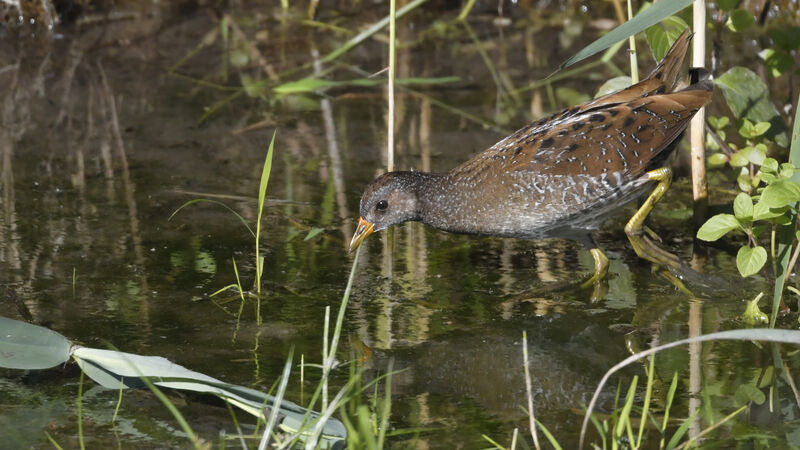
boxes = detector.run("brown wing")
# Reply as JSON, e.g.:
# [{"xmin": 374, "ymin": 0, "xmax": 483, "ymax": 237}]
[{"xmin": 450, "ymin": 29, "xmax": 707, "ymax": 183}]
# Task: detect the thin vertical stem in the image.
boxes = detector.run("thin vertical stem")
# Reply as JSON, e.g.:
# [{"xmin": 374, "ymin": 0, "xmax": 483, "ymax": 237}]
[
  {"xmin": 387, "ymin": 0, "xmax": 396, "ymax": 172},
  {"xmin": 691, "ymin": 0, "xmax": 708, "ymax": 225},
  {"xmin": 627, "ymin": 0, "xmax": 638, "ymax": 83},
  {"xmin": 523, "ymin": 331, "xmax": 541, "ymax": 450}
]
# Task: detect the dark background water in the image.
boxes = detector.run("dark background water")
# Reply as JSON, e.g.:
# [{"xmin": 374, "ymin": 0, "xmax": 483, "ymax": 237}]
[{"xmin": 2, "ymin": 1, "xmax": 800, "ymax": 448}]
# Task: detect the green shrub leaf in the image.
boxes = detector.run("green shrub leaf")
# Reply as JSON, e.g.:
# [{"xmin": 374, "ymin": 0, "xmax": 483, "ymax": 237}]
[
  {"xmin": 697, "ymin": 214, "xmax": 742, "ymax": 241},
  {"xmin": 737, "ymin": 246, "xmax": 767, "ymax": 277},
  {"xmin": 753, "ymin": 202, "xmax": 788, "ymax": 221},
  {"xmin": 760, "ymin": 179, "xmax": 800, "ymax": 208},
  {"xmin": 733, "ymin": 192, "xmax": 754, "ymax": 220},
  {"xmin": 708, "ymin": 152, "xmax": 728, "ymax": 167},
  {"xmin": 728, "ymin": 9, "xmax": 755, "ymax": 32},
  {"xmin": 717, "ymin": 67, "xmax": 789, "ymax": 147}
]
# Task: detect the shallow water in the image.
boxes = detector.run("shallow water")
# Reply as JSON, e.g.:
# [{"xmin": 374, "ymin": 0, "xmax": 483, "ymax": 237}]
[{"xmin": 2, "ymin": 1, "xmax": 800, "ymax": 448}]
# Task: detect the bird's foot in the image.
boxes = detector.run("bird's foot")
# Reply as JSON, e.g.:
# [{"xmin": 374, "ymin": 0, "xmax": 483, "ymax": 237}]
[{"xmin": 580, "ymin": 248, "xmax": 610, "ymax": 302}]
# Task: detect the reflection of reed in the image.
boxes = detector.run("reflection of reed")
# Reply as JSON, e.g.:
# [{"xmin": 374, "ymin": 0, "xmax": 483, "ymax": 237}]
[{"xmin": 98, "ymin": 61, "xmax": 152, "ymax": 334}]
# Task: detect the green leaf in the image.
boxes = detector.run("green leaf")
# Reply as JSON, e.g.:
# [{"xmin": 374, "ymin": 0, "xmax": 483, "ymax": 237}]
[
  {"xmin": 742, "ymin": 293, "xmax": 769, "ymax": 326},
  {"xmin": 753, "ymin": 122, "xmax": 772, "ymax": 137},
  {"xmin": 760, "ymin": 179, "xmax": 800, "ymax": 208},
  {"xmin": 753, "ymin": 202, "xmax": 787, "ymax": 221},
  {"xmin": 761, "ymin": 157, "xmax": 779, "ymax": 173},
  {"xmin": 708, "ymin": 115, "xmax": 730, "ymax": 130},
  {"xmin": 737, "ymin": 246, "xmax": 767, "ymax": 277},
  {"xmin": 594, "ymin": 76, "xmax": 631, "ymax": 98},
  {"xmin": 730, "ymin": 148, "xmax": 751, "ymax": 167},
  {"xmin": 71, "ymin": 347, "xmax": 347, "ymax": 442},
  {"xmin": 748, "ymin": 145, "xmax": 766, "ymax": 165},
  {"xmin": 733, "ymin": 192, "xmax": 754, "ymax": 220},
  {"xmin": 737, "ymin": 172, "xmax": 752, "ymax": 192},
  {"xmin": 697, "ymin": 214, "xmax": 742, "ymax": 241},
  {"xmin": 556, "ymin": 87, "xmax": 590, "ymax": 107},
  {"xmin": 645, "ymin": 15, "xmax": 690, "ymax": 62},
  {"xmin": 727, "ymin": 9, "xmax": 755, "ymax": 32},
  {"xmin": 716, "ymin": 67, "xmax": 789, "ymax": 147},
  {"xmin": 738, "ymin": 118, "xmax": 755, "ymax": 138},
  {"xmin": 557, "ymin": 0, "xmax": 693, "ymax": 71},
  {"xmin": 719, "ymin": 0, "xmax": 739, "ymax": 11},
  {"xmin": 0, "ymin": 317, "xmax": 71, "ymax": 369},
  {"xmin": 780, "ymin": 163, "xmax": 795, "ymax": 178},
  {"xmin": 735, "ymin": 384, "xmax": 767, "ymax": 403},
  {"xmin": 304, "ymin": 227, "xmax": 325, "ymax": 241},
  {"xmin": 706, "ymin": 133, "xmax": 721, "ymax": 151},
  {"xmin": 762, "ymin": 48, "xmax": 794, "ymax": 78},
  {"xmin": 708, "ymin": 152, "xmax": 728, "ymax": 167},
  {"xmin": 769, "ymin": 26, "xmax": 800, "ymax": 50}
]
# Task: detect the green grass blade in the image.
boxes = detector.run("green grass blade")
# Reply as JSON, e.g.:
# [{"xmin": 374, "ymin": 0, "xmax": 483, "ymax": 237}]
[
  {"xmin": 614, "ymin": 376, "xmax": 638, "ymax": 439},
  {"xmin": 258, "ymin": 348, "xmax": 294, "ymax": 450},
  {"xmin": 665, "ymin": 409, "xmax": 699, "ymax": 450},
  {"xmin": 637, "ymin": 356, "xmax": 656, "ymax": 448},
  {"xmin": 660, "ymin": 372, "xmax": 679, "ymax": 449},
  {"xmin": 534, "ymin": 419, "xmax": 563, "ymax": 450},
  {"xmin": 557, "ymin": 0, "xmax": 694, "ymax": 71},
  {"xmin": 772, "ymin": 93, "xmax": 800, "ymax": 326},
  {"xmin": 580, "ymin": 328, "xmax": 800, "ymax": 449},
  {"xmin": 255, "ymin": 131, "xmax": 276, "ymax": 298}
]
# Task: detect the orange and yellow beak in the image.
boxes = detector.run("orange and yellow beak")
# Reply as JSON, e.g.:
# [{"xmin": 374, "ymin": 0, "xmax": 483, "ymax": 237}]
[{"xmin": 349, "ymin": 217, "xmax": 375, "ymax": 253}]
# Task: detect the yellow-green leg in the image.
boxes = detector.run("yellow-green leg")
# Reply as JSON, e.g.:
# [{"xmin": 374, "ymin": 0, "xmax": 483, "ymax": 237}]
[
  {"xmin": 580, "ymin": 248, "xmax": 609, "ymax": 288},
  {"xmin": 624, "ymin": 167, "xmax": 682, "ymax": 269}
]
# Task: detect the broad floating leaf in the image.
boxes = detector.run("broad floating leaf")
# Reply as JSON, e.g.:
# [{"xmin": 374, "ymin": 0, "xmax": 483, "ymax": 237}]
[{"xmin": 0, "ymin": 317, "xmax": 71, "ymax": 369}]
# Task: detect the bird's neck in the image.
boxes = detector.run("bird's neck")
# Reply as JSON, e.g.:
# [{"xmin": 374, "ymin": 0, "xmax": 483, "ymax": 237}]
[{"xmin": 411, "ymin": 172, "xmax": 476, "ymax": 233}]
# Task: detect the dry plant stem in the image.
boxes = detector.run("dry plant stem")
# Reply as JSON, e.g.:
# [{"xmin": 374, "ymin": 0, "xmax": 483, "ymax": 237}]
[
  {"xmin": 783, "ymin": 361, "xmax": 800, "ymax": 409},
  {"xmin": 704, "ymin": 123, "xmax": 735, "ymax": 157},
  {"xmin": 387, "ymin": 0, "xmax": 397, "ymax": 172},
  {"xmin": 784, "ymin": 239, "xmax": 800, "ymax": 281},
  {"xmin": 627, "ymin": 0, "xmax": 638, "ymax": 84},
  {"xmin": 522, "ymin": 331, "xmax": 541, "ymax": 450},
  {"xmin": 691, "ymin": 0, "xmax": 708, "ymax": 224}
]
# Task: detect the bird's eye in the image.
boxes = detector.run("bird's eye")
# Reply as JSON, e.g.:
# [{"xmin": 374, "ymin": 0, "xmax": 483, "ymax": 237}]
[{"xmin": 376, "ymin": 200, "xmax": 388, "ymax": 211}]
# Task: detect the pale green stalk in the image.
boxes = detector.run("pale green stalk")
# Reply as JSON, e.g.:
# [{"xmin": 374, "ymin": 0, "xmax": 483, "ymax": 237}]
[
  {"xmin": 387, "ymin": 0, "xmax": 396, "ymax": 172},
  {"xmin": 636, "ymin": 356, "xmax": 656, "ymax": 448},
  {"xmin": 627, "ymin": 0, "xmax": 639, "ymax": 83}
]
